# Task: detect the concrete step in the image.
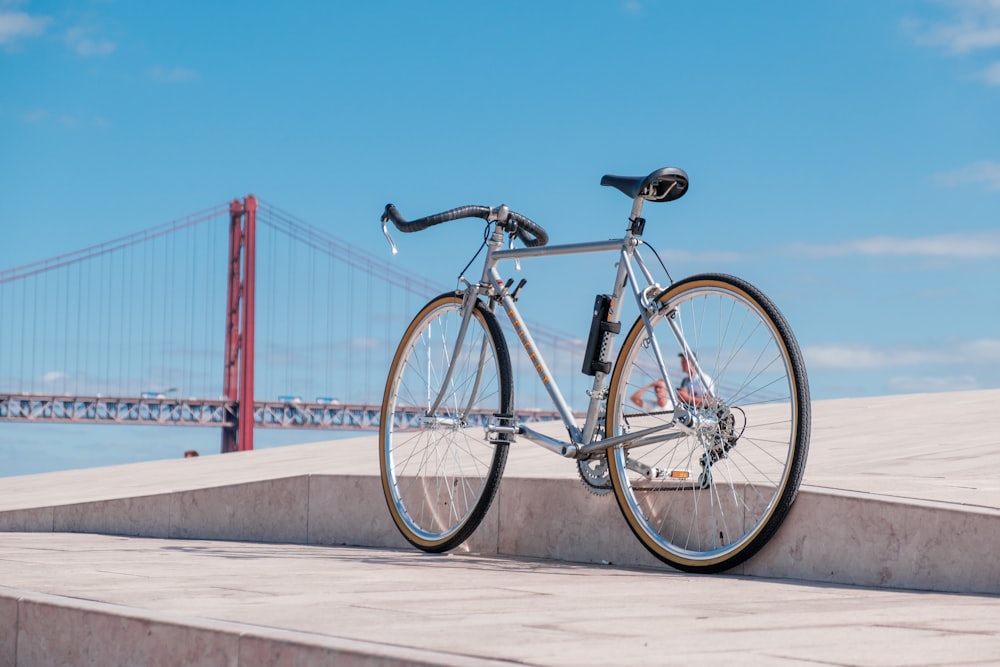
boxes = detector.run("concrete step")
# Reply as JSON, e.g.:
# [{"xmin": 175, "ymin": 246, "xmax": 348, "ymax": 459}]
[
  {"xmin": 5, "ymin": 533, "xmax": 998, "ymax": 667},
  {"xmin": 2, "ymin": 390, "xmax": 999, "ymax": 595}
]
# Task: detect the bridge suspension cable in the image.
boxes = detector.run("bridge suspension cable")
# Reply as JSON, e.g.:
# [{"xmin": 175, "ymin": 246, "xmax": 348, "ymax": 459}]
[{"xmin": 0, "ymin": 197, "xmax": 586, "ymax": 450}]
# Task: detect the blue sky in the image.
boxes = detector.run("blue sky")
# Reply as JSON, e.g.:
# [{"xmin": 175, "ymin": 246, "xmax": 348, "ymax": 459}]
[{"xmin": 1, "ymin": 1, "xmax": 999, "ymax": 472}]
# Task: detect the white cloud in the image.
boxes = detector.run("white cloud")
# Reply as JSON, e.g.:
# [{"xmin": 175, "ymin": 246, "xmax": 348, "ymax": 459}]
[
  {"xmin": 905, "ymin": 1, "xmax": 1000, "ymax": 87},
  {"xmin": 0, "ymin": 10, "xmax": 50, "ymax": 46},
  {"xmin": 978, "ymin": 60, "xmax": 1000, "ymax": 83},
  {"xmin": 804, "ymin": 344, "xmax": 944, "ymax": 369},
  {"xmin": 924, "ymin": 21, "xmax": 1000, "ymax": 53},
  {"xmin": 662, "ymin": 249, "xmax": 744, "ymax": 263},
  {"xmin": 905, "ymin": 0, "xmax": 1000, "ymax": 53},
  {"xmin": 149, "ymin": 65, "xmax": 198, "ymax": 83},
  {"xmin": 963, "ymin": 338, "xmax": 1000, "ymax": 359},
  {"xmin": 21, "ymin": 108, "xmax": 112, "ymax": 129},
  {"xmin": 351, "ymin": 337, "xmax": 379, "ymax": 350},
  {"xmin": 804, "ymin": 338, "xmax": 1000, "ymax": 370},
  {"xmin": 784, "ymin": 231, "xmax": 1000, "ymax": 259},
  {"xmin": 934, "ymin": 160, "xmax": 1000, "ymax": 190},
  {"xmin": 887, "ymin": 374, "xmax": 980, "ymax": 392},
  {"xmin": 41, "ymin": 371, "xmax": 66, "ymax": 384},
  {"xmin": 23, "ymin": 108, "xmax": 49, "ymax": 123},
  {"xmin": 65, "ymin": 25, "xmax": 114, "ymax": 57}
]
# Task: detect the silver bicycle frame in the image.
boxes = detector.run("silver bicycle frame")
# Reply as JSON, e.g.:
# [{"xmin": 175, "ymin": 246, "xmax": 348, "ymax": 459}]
[{"xmin": 467, "ymin": 219, "xmax": 695, "ymax": 459}]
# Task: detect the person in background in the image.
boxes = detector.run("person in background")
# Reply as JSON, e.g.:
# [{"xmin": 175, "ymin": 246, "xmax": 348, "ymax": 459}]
[
  {"xmin": 629, "ymin": 352, "xmax": 715, "ymax": 411},
  {"xmin": 629, "ymin": 378, "xmax": 673, "ymax": 411},
  {"xmin": 676, "ymin": 352, "xmax": 714, "ymax": 407}
]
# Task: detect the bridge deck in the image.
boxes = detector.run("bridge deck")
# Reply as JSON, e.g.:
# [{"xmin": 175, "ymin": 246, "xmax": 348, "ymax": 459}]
[{"xmin": 0, "ymin": 393, "xmax": 571, "ymax": 429}]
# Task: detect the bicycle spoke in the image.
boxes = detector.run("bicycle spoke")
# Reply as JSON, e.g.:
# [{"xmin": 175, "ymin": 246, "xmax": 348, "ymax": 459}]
[
  {"xmin": 380, "ymin": 293, "xmax": 512, "ymax": 552},
  {"xmin": 608, "ymin": 274, "xmax": 810, "ymax": 572}
]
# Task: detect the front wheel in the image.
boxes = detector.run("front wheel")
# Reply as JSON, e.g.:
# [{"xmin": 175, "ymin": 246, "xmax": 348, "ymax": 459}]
[
  {"xmin": 380, "ymin": 292, "xmax": 513, "ymax": 553},
  {"xmin": 606, "ymin": 273, "xmax": 810, "ymax": 573}
]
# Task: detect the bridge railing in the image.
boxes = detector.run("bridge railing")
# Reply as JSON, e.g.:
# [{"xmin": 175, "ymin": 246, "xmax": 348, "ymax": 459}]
[
  {"xmin": 0, "ymin": 394, "xmax": 235, "ymax": 427},
  {"xmin": 1, "ymin": 393, "xmax": 572, "ymax": 431}
]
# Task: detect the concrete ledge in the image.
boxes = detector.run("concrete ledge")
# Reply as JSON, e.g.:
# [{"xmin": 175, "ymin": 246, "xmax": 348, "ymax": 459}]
[
  {"xmin": 0, "ymin": 587, "xmax": 512, "ymax": 667},
  {"xmin": 2, "ymin": 471, "xmax": 998, "ymax": 594},
  {"xmin": 752, "ymin": 487, "xmax": 1000, "ymax": 593},
  {"xmin": 2, "ymin": 390, "xmax": 999, "ymax": 596}
]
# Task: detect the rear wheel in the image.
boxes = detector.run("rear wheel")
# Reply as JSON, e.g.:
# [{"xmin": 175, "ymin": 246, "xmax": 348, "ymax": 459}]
[
  {"xmin": 606, "ymin": 273, "xmax": 810, "ymax": 573},
  {"xmin": 380, "ymin": 292, "xmax": 513, "ymax": 552}
]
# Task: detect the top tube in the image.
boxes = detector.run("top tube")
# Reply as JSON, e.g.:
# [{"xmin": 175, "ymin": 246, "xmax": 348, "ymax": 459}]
[{"xmin": 491, "ymin": 238, "xmax": 626, "ymax": 261}]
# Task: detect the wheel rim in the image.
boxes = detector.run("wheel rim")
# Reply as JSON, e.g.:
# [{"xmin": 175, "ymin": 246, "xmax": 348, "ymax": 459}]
[
  {"xmin": 381, "ymin": 298, "xmax": 507, "ymax": 548},
  {"xmin": 608, "ymin": 278, "xmax": 803, "ymax": 569}
]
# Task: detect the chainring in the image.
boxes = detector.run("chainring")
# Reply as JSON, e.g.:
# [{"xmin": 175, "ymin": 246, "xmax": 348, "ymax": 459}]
[{"xmin": 577, "ymin": 456, "xmax": 612, "ymax": 495}]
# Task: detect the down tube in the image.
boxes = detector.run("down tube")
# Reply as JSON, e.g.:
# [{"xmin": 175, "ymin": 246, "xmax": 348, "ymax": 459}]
[{"xmin": 488, "ymin": 267, "xmax": 580, "ymax": 439}]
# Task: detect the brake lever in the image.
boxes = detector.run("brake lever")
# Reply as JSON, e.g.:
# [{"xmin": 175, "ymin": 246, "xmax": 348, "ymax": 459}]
[
  {"xmin": 508, "ymin": 231, "xmax": 521, "ymax": 271},
  {"xmin": 380, "ymin": 213, "xmax": 398, "ymax": 255}
]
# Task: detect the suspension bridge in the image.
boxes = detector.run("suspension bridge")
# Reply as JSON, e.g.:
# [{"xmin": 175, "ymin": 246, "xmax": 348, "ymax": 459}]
[{"xmin": 0, "ymin": 197, "xmax": 586, "ymax": 453}]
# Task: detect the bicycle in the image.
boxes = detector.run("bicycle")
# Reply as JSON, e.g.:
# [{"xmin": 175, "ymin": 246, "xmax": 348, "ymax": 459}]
[{"xmin": 378, "ymin": 166, "xmax": 811, "ymax": 573}]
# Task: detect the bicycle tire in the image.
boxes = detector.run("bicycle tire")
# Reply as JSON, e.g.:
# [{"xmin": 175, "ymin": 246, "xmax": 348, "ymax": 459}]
[
  {"xmin": 606, "ymin": 273, "xmax": 810, "ymax": 573},
  {"xmin": 380, "ymin": 292, "xmax": 513, "ymax": 552}
]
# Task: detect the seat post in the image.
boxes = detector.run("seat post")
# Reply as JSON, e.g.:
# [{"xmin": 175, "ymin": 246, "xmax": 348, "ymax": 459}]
[{"xmin": 629, "ymin": 196, "xmax": 646, "ymax": 225}]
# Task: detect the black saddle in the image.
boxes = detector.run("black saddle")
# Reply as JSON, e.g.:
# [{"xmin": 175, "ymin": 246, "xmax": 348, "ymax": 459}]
[{"xmin": 600, "ymin": 167, "xmax": 688, "ymax": 202}]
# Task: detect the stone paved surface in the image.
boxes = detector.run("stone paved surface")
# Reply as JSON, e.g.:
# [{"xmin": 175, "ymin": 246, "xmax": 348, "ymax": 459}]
[
  {"xmin": 1, "ymin": 389, "xmax": 999, "ymax": 665},
  {"xmin": 1, "ymin": 533, "xmax": 998, "ymax": 666}
]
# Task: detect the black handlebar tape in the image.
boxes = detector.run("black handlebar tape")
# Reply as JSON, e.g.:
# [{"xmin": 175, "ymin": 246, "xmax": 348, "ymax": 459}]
[
  {"xmin": 381, "ymin": 203, "xmax": 549, "ymax": 247},
  {"xmin": 508, "ymin": 211, "xmax": 548, "ymax": 247},
  {"xmin": 382, "ymin": 204, "xmax": 492, "ymax": 233}
]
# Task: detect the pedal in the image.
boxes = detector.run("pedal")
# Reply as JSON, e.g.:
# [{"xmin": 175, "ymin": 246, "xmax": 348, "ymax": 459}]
[{"xmin": 486, "ymin": 413, "xmax": 518, "ymax": 444}]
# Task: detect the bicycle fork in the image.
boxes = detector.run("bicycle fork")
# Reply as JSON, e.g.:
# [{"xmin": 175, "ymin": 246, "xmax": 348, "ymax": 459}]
[{"xmin": 421, "ymin": 286, "xmax": 482, "ymax": 427}]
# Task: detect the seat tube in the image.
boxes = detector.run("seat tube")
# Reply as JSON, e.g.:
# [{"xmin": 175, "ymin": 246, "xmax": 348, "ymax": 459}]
[{"xmin": 580, "ymin": 244, "xmax": 631, "ymax": 442}]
